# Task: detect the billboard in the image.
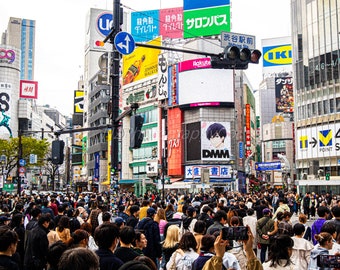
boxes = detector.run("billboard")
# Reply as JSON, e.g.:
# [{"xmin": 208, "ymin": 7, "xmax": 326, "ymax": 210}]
[
  {"xmin": 159, "ymin": 7, "xmax": 183, "ymax": 39},
  {"xmin": 131, "ymin": 10, "xmax": 160, "ymax": 42},
  {"xmin": 275, "ymin": 77, "xmax": 294, "ymax": 112},
  {"xmin": 262, "ymin": 44, "xmax": 292, "ymax": 67},
  {"xmin": 168, "ymin": 108, "xmax": 184, "ymax": 175},
  {"xmin": 122, "ymin": 37, "xmax": 161, "ymax": 85},
  {"xmin": 183, "ymin": 0, "xmax": 230, "ymax": 38},
  {"xmin": 178, "ymin": 68, "xmax": 234, "ymax": 105},
  {"xmin": 74, "ymin": 90, "xmax": 84, "ymax": 113},
  {"xmin": 185, "ymin": 122, "xmax": 201, "ymax": 161},
  {"xmin": 255, "ymin": 162, "xmax": 282, "ymax": 171},
  {"xmin": 296, "ymin": 123, "xmax": 340, "ymax": 159},
  {"xmin": 201, "ymin": 121, "xmax": 231, "ymax": 161}
]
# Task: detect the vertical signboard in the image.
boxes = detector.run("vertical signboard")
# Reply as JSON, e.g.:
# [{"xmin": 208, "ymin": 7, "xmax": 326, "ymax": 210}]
[
  {"xmin": 94, "ymin": 152, "xmax": 100, "ymax": 182},
  {"xmin": 0, "ymin": 82, "xmax": 12, "ymax": 137},
  {"xmin": 275, "ymin": 77, "xmax": 294, "ymax": 112},
  {"xmin": 201, "ymin": 121, "xmax": 231, "ymax": 160},
  {"xmin": 183, "ymin": 0, "xmax": 230, "ymax": 38},
  {"xmin": 168, "ymin": 64, "xmax": 178, "ymax": 106},
  {"xmin": 168, "ymin": 108, "xmax": 183, "ymax": 175},
  {"xmin": 245, "ymin": 104, "xmax": 251, "ymax": 157},
  {"xmin": 157, "ymin": 53, "xmax": 168, "ymax": 100}
]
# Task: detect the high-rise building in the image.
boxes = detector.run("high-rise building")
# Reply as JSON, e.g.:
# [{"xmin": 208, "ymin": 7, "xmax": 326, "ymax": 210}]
[
  {"xmin": 3, "ymin": 17, "xmax": 35, "ymax": 80},
  {"xmin": 292, "ymin": 0, "xmax": 340, "ymax": 193}
]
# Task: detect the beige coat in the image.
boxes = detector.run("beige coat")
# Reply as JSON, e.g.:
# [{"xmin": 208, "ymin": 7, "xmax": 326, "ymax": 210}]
[{"xmin": 290, "ymin": 236, "xmax": 314, "ymax": 269}]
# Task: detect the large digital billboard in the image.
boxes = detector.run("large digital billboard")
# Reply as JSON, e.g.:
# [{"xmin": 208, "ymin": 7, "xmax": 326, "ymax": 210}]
[
  {"xmin": 201, "ymin": 121, "xmax": 231, "ymax": 161},
  {"xmin": 275, "ymin": 77, "xmax": 294, "ymax": 113}
]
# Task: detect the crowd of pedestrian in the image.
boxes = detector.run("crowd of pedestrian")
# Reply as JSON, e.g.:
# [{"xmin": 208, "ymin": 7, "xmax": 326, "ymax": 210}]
[{"xmin": 1, "ymin": 188, "xmax": 340, "ymax": 269}]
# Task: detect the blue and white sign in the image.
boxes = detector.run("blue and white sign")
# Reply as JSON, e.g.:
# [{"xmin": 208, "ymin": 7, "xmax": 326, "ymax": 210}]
[
  {"xmin": 97, "ymin": 12, "xmax": 113, "ymax": 37},
  {"xmin": 114, "ymin": 32, "xmax": 136, "ymax": 55},
  {"xmin": 19, "ymin": 159, "xmax": 26, "ymax": 167},
  {"xmin": 239, "ymin": 142, "xmax": 244, "ymax": 159},
  {"xmin": 221, "ymin": 32, "xmax": 255, "ymax": 50},
  {"xmin": 255, "ymin": 162, "xmax": 281, "ymax": 171}
]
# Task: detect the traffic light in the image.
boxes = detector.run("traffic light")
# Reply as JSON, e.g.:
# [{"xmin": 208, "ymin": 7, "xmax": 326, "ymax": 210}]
[
  {"xmin": 211, "ymin": 46, "xmax": 262, "ymax": 70},
  {"xmin": 130, "ymin": 115, "xmax": 144, "ymax": 149},
  {"xmin": 325, "ymin": 173, "xmax": 330, "ymax": 181},
  {"xmin": 51, "ymin": 140, "xmax": 65, "ymax": 165}
]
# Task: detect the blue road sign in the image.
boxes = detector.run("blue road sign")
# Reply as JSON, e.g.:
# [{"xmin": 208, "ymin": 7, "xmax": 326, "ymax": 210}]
[
  {"xmin": 19, "ymin": 159, "xmax": 26, "ymax": 167},
  {"xmin": 255, "ymin": 161, "xmax": 281, "ymax": 171},
  {"xmin": 114, "ymin": 32, "xmax": 135, "ymax": 55}
]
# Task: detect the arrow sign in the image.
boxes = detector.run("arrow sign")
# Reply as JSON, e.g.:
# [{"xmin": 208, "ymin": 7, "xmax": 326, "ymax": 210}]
[
  {"xmin": 114, "ymin": 32, "xmax": 135, "ymax": 55},
  {"xmin": 309, "ymin": 137, "xmax": 317, "ymax": 148}
]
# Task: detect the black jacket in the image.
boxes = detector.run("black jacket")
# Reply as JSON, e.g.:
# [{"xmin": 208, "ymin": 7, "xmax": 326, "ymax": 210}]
[
  {"xmin": 95, "ymin": 248, "xmax": 124, "ymax": 270},
  {"xmin": 126, "ymin": 215, "xmax": 138, "ymax": 229},
  {"xmin": 23, "ymin": 224, "xmax": 49, "ymax": 270},
  {"xmin": 137, "ymin": 217, "xmax": 162, "ymax": 259}
]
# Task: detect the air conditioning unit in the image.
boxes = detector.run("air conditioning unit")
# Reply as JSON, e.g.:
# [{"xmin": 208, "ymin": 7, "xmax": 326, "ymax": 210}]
[
  {"xmin": 318, "ymin": 169, "xmax": 325, "ymax": 176},
  {"xmin": 302, "ymin": 173, "xmax": 307, "ymax": 180},
  {"xmin": 307, "ymin": 174, "xmax": 315, "ymax": 180}
]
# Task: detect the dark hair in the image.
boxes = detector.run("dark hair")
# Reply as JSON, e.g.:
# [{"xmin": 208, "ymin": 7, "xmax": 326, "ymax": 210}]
[
  {"xmin": 102, "ymin": 212, "xmax": 111, "ymax": 222},
  {"xmin": 134, "ymin": 255, "xmax": 157, "ymax": 270},
  {"xmin": 9, "ymin": 213, "xmax": 23, "ymax": 229},
  {"xmin": 130, "ymin": 205, "xmax": 140, "ymax": 215},
  {"xmin": 268, "ymin": 234, "xmax": 294, "ymax": 267},
  {"xmin": 276, "ymin": 211, "xmax": 284, "ymax": 221},
  {"xmin": 317, "ymin": 206, "xmax": 330, "ymax": 217},
  {"xmin": 293, "ymin": 223, "xmax": 305, "ymax": 236},
  {"xmin": 321, "ymin": 222, "xmax": 336, "ymax": 236},
  {"xmin": 213, "ymin": 210, "xmax": 227, "ymax": 222},
  {"xmin": 94, "ymin": 223, "xmax": 120, "ymax": 249},
  {"xmin": 331, "ymin": 206, "xmax": 340, "ymax": 218},
  {"xmin": 0, "ymin": 226, "xmax": 18, "ymax": 251},
  {"xmin": 38, "ymin": 213, "xmax": 51, "ymax": 226},
  {"xmin": 30, "ymin": 207, "xmax": 42, "ymax": 218},
  {"xmin": 230, "ymin": 216, "xmax": 240, "ymax": 226},
  {"xmin": 47, "ymin": 240, "xmax": 68, "ymax": 269},
  {"xmin": 206, "ymin": 123, "xmax": 226, "ymax": 140},
  {"xmin": 57, "ymin": 204, "xmax": 65, "ymax": 213},
  {"xmin": 118, "ymin": 260, "xmax": 151, "ymax": 270},
  {"xmin": 58, "ymin": 247, "xmax": 99, "ymax": 270},
  {"xmin": 178, "ymin": 232, "xmax": 197, "ymax": 252},
  {"xmin": 200, "ymin": 234, "xmax": 215, "ymax": 252},
  {"xmin": 133, "ymin": 230, "xmax": 144, "ymax": 246},
  {"xmin": 80, "ymin": 222, "xmax": 93, "ymax": 235},
  {"xmin": 194, "ymin": 220, "xmax": 206, "ymax": 234},
  {"xmin": 246, "ymin": 208, "xmax": 254, "ymax": 216},
  {"xmin": 282, "ymin": 211, "xmax": 292, "ymax": 219},
  {"xmin": 119, "ymin": 226, "xmax": 136, "ymax": 245},
  {"xmin": 57, "ymin": 216, "xmax": 70, "ymax": 232}
]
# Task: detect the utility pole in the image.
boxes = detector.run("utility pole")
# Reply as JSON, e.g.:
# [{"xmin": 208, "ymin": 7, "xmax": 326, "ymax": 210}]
[{"xmin": 110, "ymin": 0, "xmax": 121, "ymax": 201}]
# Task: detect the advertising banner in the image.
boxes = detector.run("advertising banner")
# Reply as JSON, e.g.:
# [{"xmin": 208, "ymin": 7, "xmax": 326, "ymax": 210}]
[
  {"xmin": 168, "ymin": 108, "xmax": 183, "ymax": 175},
  {"xmin": 74, "ymin": 90, "xmax": 84, "ymax": 113},
  {"xmin": 201, "ymin": 121, "xmax": 231, "ymax": 160},
  {"xmin": 275, "ymin": 77, "xmax": 294, "ymax": 112},
  {"xmin": 131, "ymin": 10, "xmax": 160, "ymax": 42},
  {"xmin": 20, "ymin": 80, "xmax": 38, "ymax": 99},
  {"xmin": 159, "ymin": 7, "xmax": 183, "ymax": 39},
  {"xmin": 122, "ymin": 37, "xmax": 161, "ymax": 85}
]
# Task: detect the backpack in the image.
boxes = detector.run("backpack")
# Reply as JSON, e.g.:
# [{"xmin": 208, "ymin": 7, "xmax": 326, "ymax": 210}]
[{"xmin": 176, "ymin": 254, "xmax": 195, "ymax": 270}]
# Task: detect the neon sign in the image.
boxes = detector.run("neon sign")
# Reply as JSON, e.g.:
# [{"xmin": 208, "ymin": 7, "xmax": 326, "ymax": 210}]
[{"xmin": 0, "ymin": 49, "xmax": 15, "ymax": 63}]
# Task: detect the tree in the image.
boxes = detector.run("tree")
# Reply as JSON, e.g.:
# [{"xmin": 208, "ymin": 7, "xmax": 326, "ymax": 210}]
[{"xmin": 0, "ymin": 137, "xmax": 49, "ymax": 180}]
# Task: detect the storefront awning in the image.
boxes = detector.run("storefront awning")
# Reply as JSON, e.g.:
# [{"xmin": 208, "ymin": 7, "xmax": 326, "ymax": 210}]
[{"xmin": 119, "ymin": 179, "xmax": 137, "ymax": 184}]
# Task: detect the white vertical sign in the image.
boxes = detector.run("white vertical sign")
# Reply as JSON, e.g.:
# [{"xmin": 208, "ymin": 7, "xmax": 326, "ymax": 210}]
[{"xmin": 157, "ymin": 54, "xmax": 168, "ymax": 100}]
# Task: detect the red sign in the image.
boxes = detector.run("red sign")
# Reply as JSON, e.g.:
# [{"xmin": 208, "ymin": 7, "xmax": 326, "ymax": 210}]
[{"xmin": 20, "ymin": 80, "xmax": 38, "ymax": 99}]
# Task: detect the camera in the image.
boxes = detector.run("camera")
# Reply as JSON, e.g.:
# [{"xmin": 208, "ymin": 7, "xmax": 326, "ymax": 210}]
[
  {"xmin": 221, "ymin": 226, "xmax": 248, "ymax": 241},
  {"xmin": 317, "ymin": 254, "xmax": 340, "ymax": 268}
]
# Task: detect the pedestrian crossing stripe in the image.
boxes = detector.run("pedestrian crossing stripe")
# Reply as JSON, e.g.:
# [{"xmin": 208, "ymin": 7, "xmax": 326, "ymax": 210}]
[{"xmin": 319, "ymin": 129, "xmax": 332, "ymax": 147}]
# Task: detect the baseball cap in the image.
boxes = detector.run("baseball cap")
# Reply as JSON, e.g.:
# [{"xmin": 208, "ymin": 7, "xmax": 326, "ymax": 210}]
[
  {"xmin": 0, "ymin": 216, "xmax": 11, "ymax": 222},
  {"xmin": 114, "ymin": 217, "xmax": 125, "ymax": 226},
  {"xmin": 147, "ymin": 207, "xmax": 156, "ymax": 216},
  {"xmin": 262, "ymin": 208, "xmax": 271, "ymax": 215}
]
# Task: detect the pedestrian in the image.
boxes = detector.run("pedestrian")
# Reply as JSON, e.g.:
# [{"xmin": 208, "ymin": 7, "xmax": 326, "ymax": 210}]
[
  {"xmin": 278, "ymin": 211, "xmax": 294, "ymax": 236},
  {"xmin": 0, "ymin": 226, "xmax": 19, "ymax": 270},
  {"xmin": 302, "ymin": 192, "xmax": 311, "ymax": 220},
  {"xmin": 298, "ymin": 213, "xmax": 312, "ymax": 241},
  {"xmin": 137, "ymin": 207, "xmax": 162, "ymax": 266},
  {"xmin": 94, "ymin": 223, "xmax": 124, "ymax": 270},
  {"xmin": 309, "ymin": 232, "xmax": 333, "ymax": 269},
  {"xmin": 132, "ymin": 230, "xmax": 147, "ymax": 255},
  {"xmin": 206, "ymin": 210, "xmax": 227, "ymax": 235},
  {"xmin": 126, "ymin": 205, "xmax": 140, "ymax": 229},
  {"xmin": 192, "ymin": 234, "xmax": 215, "ymax": 270},
  {"xmin": 290, "ymin": 223, "xmax": 314, "ymax": 269},
  {"xmin": 262, "ymin": 234, "xmax": 294, "ymax": 269},
  {"xmin": 256, "ymin": 208, "xmax": 275, "ymax": 263},
  {"xmin": 23, "ymin": 213, "xmax": 51, "ymax": 270},
  {"xmin": 166, "ymin": 232, "xmax": 199, "ymax": 270},
  {"xmin": 56, "ymin": 215, "xmax": 71, "ymax": 243},
  {"xmin": 311, "ymin": 206, "xmax": 330, "ymax": 245},
  {"xmin": 114, "ymin": 226, "xmax": 140, "ymax": 263},
  {"xmin": 162, "ymin": 225, "xmax": 180, "ymax": 270},
  {"xmin": 242, "ymin": 208, "xmax": 258, "ymax": 255},
  {"xmin": 58, "ymin": 247, "xmax": 99, "ymax": 270}
]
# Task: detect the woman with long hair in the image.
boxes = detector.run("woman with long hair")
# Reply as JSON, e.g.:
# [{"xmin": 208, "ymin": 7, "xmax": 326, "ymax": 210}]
[
  {"xmin": 162, "ymin": 225, "xmax": 180, "ymax": 270},
  {"xmin": 165, "ymin": 204, "xmax": 175, "ymax": 221},
  {"xmin": 166, "ymin": 232, "xmax": 199, "ymax": 270},
  {"xmin": 262, "ymin": 234, "xmax": 294, "ymax": 269},
  {"xmin": 56, "ymin": 216, "xmax": 71, "ymax": 244},
  {"xmin": 67, "ymin": 229, "xmax": 90, "ymax": 248},
  {"xmin": 155, "ymin": 208, "xmax": 168, "ymax": 241}
]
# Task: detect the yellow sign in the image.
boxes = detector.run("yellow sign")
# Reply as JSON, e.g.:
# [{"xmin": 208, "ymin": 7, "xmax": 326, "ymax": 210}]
[
  {"xmin": 122, "ymin": 37, "xmax": 161, "ymax": 85},
  {"xmin": 263, "ymin": 44, "xmax": 292, "ymax": 66}
]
